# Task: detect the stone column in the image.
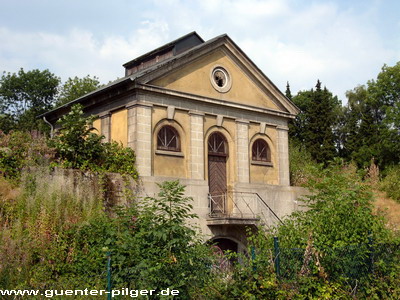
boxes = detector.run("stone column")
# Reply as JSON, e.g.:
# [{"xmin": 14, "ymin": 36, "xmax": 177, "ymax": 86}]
[
  {"xmin": 127, "ymin": 104, "xmax": 152, "ymax": 177},
  {"xmin": 189, "ymin": 111, "xmax": 205, "ymax": 180},
  {"xmin": 236, "ymin": 119, "xmax": 250, "ymax": 183},
  {"xmin": 277, "ymin": 125, "xmax": 290, "ymax": 186},
  {"xmin": 100, "ymin": 113, "xmax": 111, "ymax": 142},
  {"xmin": 127, "ymin": 105, "xmax": 137, "ymax": 150}
]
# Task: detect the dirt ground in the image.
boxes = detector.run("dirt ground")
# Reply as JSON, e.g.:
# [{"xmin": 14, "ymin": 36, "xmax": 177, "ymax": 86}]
[{"xmin": 373, "ymin": 189, "xmax": 400, "ymax": 232}]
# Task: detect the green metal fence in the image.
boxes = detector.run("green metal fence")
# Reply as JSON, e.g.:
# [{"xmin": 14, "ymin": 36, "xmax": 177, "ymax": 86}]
[{"xmin": 270, "ymin": 236, "xmax": 400, "ymax": 284}]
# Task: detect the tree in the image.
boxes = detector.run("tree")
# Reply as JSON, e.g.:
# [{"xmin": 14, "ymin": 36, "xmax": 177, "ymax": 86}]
[
  {"xmin": 340, "ymin": 62, "xmax": 400, "ymax": 170},
  {"xmin": 0, "ymin": 68, "xmax": 60, "ymax": 131},
  {"xmin": 340, "ymin": 86, "xmax": 381, "ymax": 168},
  {"xmin": 368, "ymin": 62, "xmax": 400, "ymax": 168},
  {"xmin": 285, "ymin": 81, "xmax": 292, "ymax": 100},
  {"xmin": 57, "ymin": 75, "xmax": 101, "ymax": 107},
  {"xmin": 290, "ymin": 80, "xmax": 341, "ymax": 164},
  {"xmin": 50, "ymin": 104, "xmax": 104, "ymax": 169},
  {"xmin": 50, "ymin": 104, "xmax": 138, "ymax": 178}
]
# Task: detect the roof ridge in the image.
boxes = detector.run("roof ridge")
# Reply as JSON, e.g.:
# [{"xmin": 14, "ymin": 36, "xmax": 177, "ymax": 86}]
[{"xmin": 122, "ymin": 31, "xmax": 204, "ymax": 68}]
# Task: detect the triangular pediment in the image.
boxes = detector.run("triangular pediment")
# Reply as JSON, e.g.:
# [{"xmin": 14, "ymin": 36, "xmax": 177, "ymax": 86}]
[{"xmin": 135, "ymin": 35, "xmax": 299, "ymax": 115}]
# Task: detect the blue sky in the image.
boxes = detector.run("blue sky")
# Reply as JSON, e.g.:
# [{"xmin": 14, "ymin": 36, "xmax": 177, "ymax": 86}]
[{"xmin": 1, "ymin": 0, "xmax": 399, "ymax": 102}]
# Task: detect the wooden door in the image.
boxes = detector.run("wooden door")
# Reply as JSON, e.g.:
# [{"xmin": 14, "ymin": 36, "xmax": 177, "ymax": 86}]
[{"xmin": 208, "ymin": 132, "xmax": 228, "ymax": 214}]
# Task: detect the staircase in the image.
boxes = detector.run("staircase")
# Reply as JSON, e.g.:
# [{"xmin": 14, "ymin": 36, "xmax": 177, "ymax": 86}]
[{"xmin": 207, "ymin": 191, "xmax": 282, "ymax": 229}]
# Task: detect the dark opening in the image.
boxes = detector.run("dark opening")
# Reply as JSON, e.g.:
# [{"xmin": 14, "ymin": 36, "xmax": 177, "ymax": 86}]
[
  {"xmin": 213, "ymin": 238, "xmax": 238, "ymax": 253},
  {"xmin": 157, "ymin": 125, "xmax": 180, "ymax": 152},
  {"xmin": 214, "ymin": 70, "xmax": 226, "ymax": 87}
]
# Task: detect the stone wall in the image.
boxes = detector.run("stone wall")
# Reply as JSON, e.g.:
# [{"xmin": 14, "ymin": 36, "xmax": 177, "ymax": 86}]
[{"xmin": 28, "ymin": 168, "xmax": 138, "ymax": 209}]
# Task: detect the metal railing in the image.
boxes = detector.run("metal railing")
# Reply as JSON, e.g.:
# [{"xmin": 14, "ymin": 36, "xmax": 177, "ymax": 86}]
[{"xmin": 208, "ymin": 191, "xmax": 282, "ymax": 228}]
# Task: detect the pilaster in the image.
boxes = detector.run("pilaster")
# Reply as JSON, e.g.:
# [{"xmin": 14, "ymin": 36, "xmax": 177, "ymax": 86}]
[
  {"xmin": 127, "ymin": 104, "xmax": 152, "ymax": 177},
  {"xmin": 100, "ymin": 113, "xmax": 111, "ymax": 142},
  {"xmin": 277, "ymin": 125, "xmax": 290, "ymax": 186},
  {"xmin": 189, "ymin": 111, "xmax": 205, "ymax": 180},
  {"xmin": 236, "ymin": 119, "xmax": 250, "ymax": 183}
]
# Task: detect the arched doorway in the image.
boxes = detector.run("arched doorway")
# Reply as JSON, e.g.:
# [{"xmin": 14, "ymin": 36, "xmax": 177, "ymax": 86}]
[
  {"xmin": 211, "ymin": 237, "xmax": 239, "ymax": 269},
  {"xmin": 208, "ymin": 132, "xmax": 228, "ymax": 215},
  {"xmin": 213, "ymin": 238, "xmax": 238, "ymax": 253}
]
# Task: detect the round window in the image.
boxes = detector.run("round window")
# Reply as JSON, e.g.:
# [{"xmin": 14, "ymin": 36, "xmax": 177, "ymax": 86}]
[
  {"xmin": 210, "ymin": 66, "xmax": 232, "ymax": 93},
  {"xmin": 213, "ymin": 69, "xmax": 227, "ymax": 88}
]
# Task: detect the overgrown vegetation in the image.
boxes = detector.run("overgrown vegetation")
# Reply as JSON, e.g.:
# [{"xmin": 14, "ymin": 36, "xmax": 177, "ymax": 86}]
[
  {"xmin": 0, "ymin": 104, "xmax": 138, "ymax": 181},
  {"xmin": 49, "ymin": 104, "xmax": 138, "ymax": 178},
  {"xmin": 197, "ymin": 161, "xmax": 400, "ymax": 299},
  {"xmin": 2, "ymin": 161, "xmax": 399, "ymax": 298},
  {"xmin": 289, "ymin": 141, "xmax": 320, "ymax": 186},
  {"xmin": 0, "ymin": 173, "xmax": 215, "ymax": 297},
  {"xmin": 380, "ymin": 165, "xmax": 400, "ymax": 203},
  {"xmin": 1, "ymin": 62, "xmax": 400, "ymax": 298},
  {"xmin": 0, "ymin": 131, "xmax": 53, "ymax": 180}
]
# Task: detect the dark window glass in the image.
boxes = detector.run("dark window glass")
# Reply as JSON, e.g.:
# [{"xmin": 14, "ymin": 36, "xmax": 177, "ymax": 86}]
[
  {"xmin": 157, "ymin": 126, "xmax": 180, "ymax": 151},
  {"xmin": 208, "ymin": 132, "xmax": 227, "ymax": 156},
  {"xmin": 252, "ymin": 139, "xmax": 270, "ymax": 162}
]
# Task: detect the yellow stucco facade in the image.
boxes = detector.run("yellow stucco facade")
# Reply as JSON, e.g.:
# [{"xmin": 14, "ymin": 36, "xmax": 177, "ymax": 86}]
[
  {"xmin": 151, "ymin": 50, "xmax": 281, "ymax": 111},
  {"xmin": 248, "ymin": 123, "xmax": 278, "ymax": 185},
  {"xmin": 92, "ymin": 119, "xmax": 101, "ymax": 135},
  {"xmin": 110, "ymin": 109, "xmax": 128, "ymax": 146},
  {"xmin": 90, "ymin": 50, "xmax": 283, "ymax": 186},
  {"xmin": 152, "ymin": 107, "xmax": 189, "ymax": 178}
]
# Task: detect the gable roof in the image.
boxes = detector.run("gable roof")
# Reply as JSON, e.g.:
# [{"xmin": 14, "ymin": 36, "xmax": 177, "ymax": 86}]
[
  {"xmin": 123, "ymin": 31, "xmax": 204, "ymax": 76},
  {"xmin": 40, "ymin": 32, "xmax": 299, "ymax": 120},
  {"xmin": 131, "ymin": 33, "xmax": 300, "ymax": 115}
]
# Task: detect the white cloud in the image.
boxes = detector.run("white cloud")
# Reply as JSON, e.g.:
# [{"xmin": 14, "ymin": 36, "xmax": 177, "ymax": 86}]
[
  {"xmin": 0, "ymin": 20, "xmax": 171, "ymax": 83},
  {"xmin": 0, "ymin": 0, "xmax": 399, "ymax": 103}
]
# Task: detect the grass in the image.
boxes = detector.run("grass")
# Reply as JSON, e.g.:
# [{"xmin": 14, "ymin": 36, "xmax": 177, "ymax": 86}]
[{"xmin": 373, "ymin": 189, "xmax": 400, "ymax": 232}]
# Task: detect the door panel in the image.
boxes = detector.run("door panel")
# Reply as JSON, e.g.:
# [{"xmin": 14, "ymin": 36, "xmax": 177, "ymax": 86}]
[{"xmin": 208, "ymin": 155, "xmax": 227, "ymax": 213}]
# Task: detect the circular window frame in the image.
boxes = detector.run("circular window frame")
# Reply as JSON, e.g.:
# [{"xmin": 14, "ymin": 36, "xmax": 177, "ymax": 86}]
[{"xmin": 210, "ymin": 65, "xmax": 232, "ymax": 93}]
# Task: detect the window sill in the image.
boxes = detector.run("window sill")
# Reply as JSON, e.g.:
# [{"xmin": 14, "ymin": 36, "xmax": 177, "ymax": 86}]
[
  {"xmin": 155, "ymin": 150, "xmax": 184, "ymax": 157},
  {"xmin": 251, "ymin": 161, "xmax": 273, "ymax": 167}
]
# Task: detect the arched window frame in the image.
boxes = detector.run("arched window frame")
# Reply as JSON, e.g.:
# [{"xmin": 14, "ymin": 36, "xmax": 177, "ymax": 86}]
[
  {"xmin": 157, "ymin": 125, "xmax": 180, "ymax": 152},
  {"xmin": 208, "ymin": 132, "xmax": 228, "ymax": 156},
  {"xmin": 251, "ymin": 138, "xmax": 272, "ymax": 165}
]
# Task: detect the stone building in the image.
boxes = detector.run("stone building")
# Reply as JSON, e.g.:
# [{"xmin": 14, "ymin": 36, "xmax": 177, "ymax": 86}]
[{"xmin": 43, "ymin": 32, "xmax": 305, "ymax": 253}]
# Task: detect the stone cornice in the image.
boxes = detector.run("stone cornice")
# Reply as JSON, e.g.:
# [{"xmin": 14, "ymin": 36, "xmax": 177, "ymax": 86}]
[{"xmin": 136, "ymin": 83, "xmax": 296, "ymax": 120}]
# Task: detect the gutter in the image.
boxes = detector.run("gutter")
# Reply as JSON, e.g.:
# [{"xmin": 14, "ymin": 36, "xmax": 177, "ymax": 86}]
[{"xmin": 43, "ymin": 116, "xmax": 54, "ymax": 138}]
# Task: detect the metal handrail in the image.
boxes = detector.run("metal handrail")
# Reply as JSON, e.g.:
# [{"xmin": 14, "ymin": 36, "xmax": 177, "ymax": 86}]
[
  {"xmin": 208, "ymin": 191, "xmax": 283, "ymax": 226},
  {"xmin": 208, "ymin": 193, "xmax": 226, "ymax": 216},
  {"xmin": 255, "ymin": 193, "xmax": 283, "ymax": 224}
]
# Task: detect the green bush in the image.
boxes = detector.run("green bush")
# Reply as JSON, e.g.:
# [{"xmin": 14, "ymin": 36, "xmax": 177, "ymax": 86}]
[
  {"xmin": 0, "ymin": 131, "xmax": 53, "ymax": 180},
  {"xmin": 289, "ymin": 141, "xmax": 321, "ymax": 186},
  {"xmin": 380, "ymin": 165, "xmax": 400, "ymax": 202},
  {"xmin": 198, "ymin": 162, "xmax": 400, "ymax": 299},
  {"xmin": 50, "ymin": 104, "xmax": 138, "ymax": 179},
  {"xmin": 0, "ymin": 168, "xmax": 104, "ymax": 289},
  {"xmin": 0, "ymin": 177, "xmax": 215, "ymax": 295}
]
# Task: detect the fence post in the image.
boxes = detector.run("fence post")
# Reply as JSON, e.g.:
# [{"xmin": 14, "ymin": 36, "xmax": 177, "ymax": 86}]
[
  {"xmin": 107, "ymin": 251, "xmax": 112, "ymax": 300},
  {"xmin": 251, "ymin": 245, "xmax": 256, "ymax": 271},
  {"xmin": 273, "ymin": 237, "xmax": 280, "ymax": 277}
]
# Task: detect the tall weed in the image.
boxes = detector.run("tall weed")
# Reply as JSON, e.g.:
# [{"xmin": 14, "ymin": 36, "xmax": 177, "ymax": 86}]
[
  {"xmin": 380, "ymin": 165, "xmax": 400, "ymax": 203},
  {"xmin": 0, "ymin": 167, "xmax": 105, "ymax": 288}
]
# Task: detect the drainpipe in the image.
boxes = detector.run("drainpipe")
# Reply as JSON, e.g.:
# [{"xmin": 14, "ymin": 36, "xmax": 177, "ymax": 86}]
[{"xmin": 43, "ymin": 116, "xmax": 54, "ymax": 138}]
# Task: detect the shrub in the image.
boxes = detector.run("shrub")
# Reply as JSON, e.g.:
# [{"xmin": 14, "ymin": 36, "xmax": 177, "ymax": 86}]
[
  {"xmin": 289, "ymin": 141, "xmax": 321, "ymax": 186},
  {"xmin": 0, "ymin": 168, "xmax": 105, "ymax": 289},
  {"xmin": 0, "ymin": 131, "xmax": 53, "ymax": 180},
  {"xmin": 380, "ymin": 165, "xmax": 400, "ymax": 203},
  {"xmin": 0, "ymin": 178, "xmax": 215, "ymax": 294},
  {"xmin": 50, "ymin": 104, "xmax": 138, "ymax": 179}
]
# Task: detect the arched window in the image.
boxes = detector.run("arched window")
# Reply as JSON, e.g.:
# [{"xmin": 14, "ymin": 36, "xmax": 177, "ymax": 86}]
[
  {"xmin": 208, "ymin": 132, "xmax": 227, "ymax": 156},
  {"xmin": 252, "ymin": 139, "xmax": 271, "ymax": 162},
  {"xmin": 157, "ymin": 125, "xmax": 180, "ymax": 152}
]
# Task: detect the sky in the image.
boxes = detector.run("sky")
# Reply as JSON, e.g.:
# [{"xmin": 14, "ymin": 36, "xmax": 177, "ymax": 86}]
[{"xmin": 0, "ymin": 0, "xmax": 399, "ymax": 103}]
